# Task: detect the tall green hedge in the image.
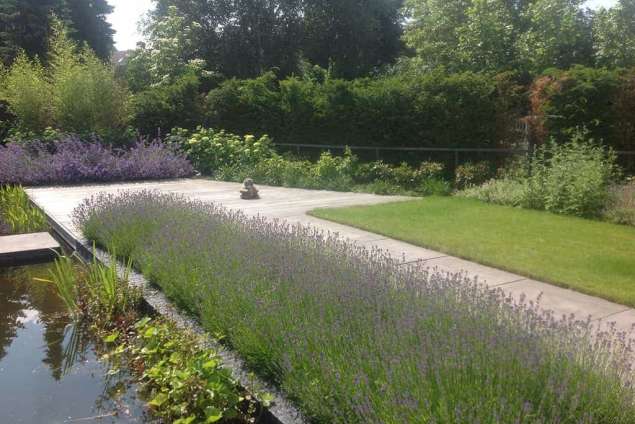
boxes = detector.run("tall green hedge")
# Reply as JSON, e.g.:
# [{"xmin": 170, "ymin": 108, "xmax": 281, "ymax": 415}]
[
  {"xmin": 203, "ymin": 70, "xmax": 522, "ymax": 148},
  {"xmin": 530, "ymin": 66, "xmax": 635, "ymax": 152}
]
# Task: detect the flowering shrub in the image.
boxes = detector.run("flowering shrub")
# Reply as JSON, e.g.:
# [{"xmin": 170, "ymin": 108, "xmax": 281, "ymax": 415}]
[
  {"xmin": 75, "ymin": 190, "xmax": 635, "ymax": 424},
  {"xmin": 167, "ymin": 126, "xmax": 274, "ymax": 175},
  {"xmin": 0, "ymin": 138, "xmax": 194, "ymax": 186},
  {"xmin": 169, "ymin": 126, "xmax": 451, "ymax": 194}
]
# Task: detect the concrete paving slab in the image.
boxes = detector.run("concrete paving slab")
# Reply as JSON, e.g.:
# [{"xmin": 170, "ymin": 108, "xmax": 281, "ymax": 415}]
[
  {"xmin": 598, "ymin": 309, "xmax": 635, "ymax": 333},
  {"xmin": 423, "ymin": 255, "xmax": 524, "ymax": 287},
  {"xmin": 0, "ymin": 232, "xmax": 61, "ymax": 266},
  {"xmin": 500, "ymin": 279, "xmax": 630, "ymax": 321},
  {"xmin": 360, "ymin": 238, "xmax": 449, "ymax": 263}
]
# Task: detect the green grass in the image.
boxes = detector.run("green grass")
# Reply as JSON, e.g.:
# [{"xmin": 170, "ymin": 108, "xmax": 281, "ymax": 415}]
[{"xmin": 310, "ymin": 196, "xmax": 635, "ymax": 307}]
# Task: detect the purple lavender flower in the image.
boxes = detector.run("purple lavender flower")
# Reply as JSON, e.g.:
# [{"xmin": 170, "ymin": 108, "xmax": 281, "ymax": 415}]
[
  {"xmin": 73, "ymin": 191, "xmax": 635, "ymax": 424},
  {"xmin": 0, "ymin": 137, "xmax": 194, "ymax": 186}
]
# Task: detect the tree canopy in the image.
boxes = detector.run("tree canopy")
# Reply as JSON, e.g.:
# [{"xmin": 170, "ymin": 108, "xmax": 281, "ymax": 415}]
[
  {"xmin": 147, "ymin": 0, "xmax": 405, "ymax": 79},
  {"xmin": 403, "ymin": 0, "xmax": 634, "ymax": 74},
  {"xmin": 0, "ymin": 0, "xmax": 114, "ymax": 65}
]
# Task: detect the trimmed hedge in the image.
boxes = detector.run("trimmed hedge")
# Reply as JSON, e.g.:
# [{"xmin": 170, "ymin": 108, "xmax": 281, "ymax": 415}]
[
  {"xmin": 203, "ymin": 70, "xmax": 523, "ymax": 148},
  {"xmin": 530, "ymin": 66, "xmax": 635, "ymax": 152}
]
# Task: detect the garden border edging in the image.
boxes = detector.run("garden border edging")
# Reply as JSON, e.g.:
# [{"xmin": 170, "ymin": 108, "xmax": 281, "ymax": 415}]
[{"xmin": 28, "ymin": 195, "xmax": 307, "ymax": 424}]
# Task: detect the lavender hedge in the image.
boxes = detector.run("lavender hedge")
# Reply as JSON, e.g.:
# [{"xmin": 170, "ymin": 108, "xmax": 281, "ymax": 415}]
[
  {"xmin": 0, "ymin": 138, "xmax": 194, "ymax": 186},
  {"xmin": 74, "ymin": 191, "xmax": 635, "ymax": 423}
]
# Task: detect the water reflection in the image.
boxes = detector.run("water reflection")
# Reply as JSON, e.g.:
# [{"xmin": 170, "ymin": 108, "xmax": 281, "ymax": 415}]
[{"xmin": 0, "ymin": 265, "xmax": 150, "ymax": 423}]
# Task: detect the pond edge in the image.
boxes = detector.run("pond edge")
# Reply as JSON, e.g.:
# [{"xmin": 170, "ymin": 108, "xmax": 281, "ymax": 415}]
[{"xmin": 28, "ymin": 196, "xmax": 307, "ymax": 424}]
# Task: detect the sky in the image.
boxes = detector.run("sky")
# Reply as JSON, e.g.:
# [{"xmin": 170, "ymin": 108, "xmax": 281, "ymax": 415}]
[
  {"xmin": 107, "ymin": 0, "xmax": 154, "ymax": 51},
  {"xmin": 106, "ymin": 0, "xmax": 620, "ymax": 52}
]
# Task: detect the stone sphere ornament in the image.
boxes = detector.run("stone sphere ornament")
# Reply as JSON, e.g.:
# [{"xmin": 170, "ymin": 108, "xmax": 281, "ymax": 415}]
[{"xmin": 240, "ymin": 178, "xmax": 260, "ymax": 200}]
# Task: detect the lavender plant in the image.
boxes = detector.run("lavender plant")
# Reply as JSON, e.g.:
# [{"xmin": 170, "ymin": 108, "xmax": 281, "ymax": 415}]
[
  {"xmin": 0, "ymin": 138, "xmax": 194, "ymax": 186},
  {"xmin": 74, "ymin": 191, "xmax": 635, "ymax": 423}
]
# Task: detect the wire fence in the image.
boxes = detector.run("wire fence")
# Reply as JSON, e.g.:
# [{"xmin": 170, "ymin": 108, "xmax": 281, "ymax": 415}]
[{"xmin": 273, "ymin": 143, "xmax": 635, "ymax": 172}]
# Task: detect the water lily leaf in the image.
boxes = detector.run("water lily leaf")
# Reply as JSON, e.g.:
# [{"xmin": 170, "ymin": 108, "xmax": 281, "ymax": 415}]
[
  {"xmin": 134, "ymin": 316, "xmax": 152, "ymax": 329},
  {"xmin": 103, "ymin": 331, "xmax": 119, "ymax": 343},
  {"xmin": 149, "ymin": 392, "xmax": 169, "ymax": 407},
  {"xmin": 202, "ymin": 359, "xmax": 218, "ymax": 369},
  {"xmin": 174, "ymin": 415, "xmax": 196, "ymax": 424},
  {"xmin": 205, "ymin": 406, "xmax": 223, "ymax": 423}
]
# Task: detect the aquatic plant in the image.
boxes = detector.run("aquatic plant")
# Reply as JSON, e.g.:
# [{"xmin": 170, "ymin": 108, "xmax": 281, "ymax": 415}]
[
  {"xmin": 0, "ymin": 138, "xmax": 194, "ymax": 186},
  {"xmin": 43, "ymin": 250, "xmax": 255, "ymax": 423},
  {"xmin": 85, "ymin": 250, "xmax": 137, "ymax": 322},
  {"xmin": 110, "ymin": 317, "xmax": 258, "ymax": 423},
  {"xmin": 74, "ymin": 190, "xmax": 635, "ymax": 423},
  {"xmin": 35, "ymin": 253, "xmax": 79, "ymax": 316},
  {"xmin": 0, "ymin": 185, "xmax": 48, "ymax": 234}
]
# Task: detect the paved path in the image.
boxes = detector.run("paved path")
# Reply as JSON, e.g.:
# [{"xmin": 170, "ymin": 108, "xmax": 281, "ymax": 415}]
[{"xmin": 26, "ymin": 178, "xmax": 635, "ymax": 333}]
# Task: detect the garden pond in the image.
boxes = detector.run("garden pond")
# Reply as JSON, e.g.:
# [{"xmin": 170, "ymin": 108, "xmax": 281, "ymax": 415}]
[{"xmin": 0, "ymin": 264, "xmax": 152, "ymax": 424}]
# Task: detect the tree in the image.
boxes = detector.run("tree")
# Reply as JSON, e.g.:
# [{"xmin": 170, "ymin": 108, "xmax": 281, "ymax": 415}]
[
  {"xmin": 516, "ymin": 0, "xmax": 594, "ymax": 73},
  {"xmin": 147, "ymin": 0, "xmax": 404, "ymax": 80},
  {"xmin": 62, "ymin": 0, "xmax": 115, "ymax": 60},
  {"xmin": 151, "ymin": 0, "xmax": 304, "ymax": 79},
  {"xmin": 126, "ymin": 5, "xmax": 206, "ymax": 89},
  {"xmin": 0, "ymin": 0, "xmax": 114, "ymax": 65},
  {"xmin": 302, "ymin": 0, "xmax": 405, "ymax": 78},
  {"xmin": 593, "ymin": 0, "xmax": 635, "ymax": 68},
  {"xmin": 403, "ymin": 0, "xmax": 596, "ymax": 74},
  {"xmin": 0, "ymin": 22, "xmax": 128, "ymax": 136},
  {"xmin": 0, "ymin": 0, "xmax": 57, "ymax": 64}
]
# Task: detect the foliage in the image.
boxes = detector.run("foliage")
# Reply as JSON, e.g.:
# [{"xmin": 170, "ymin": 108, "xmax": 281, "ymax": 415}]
[
  {"xmin": 0, "ymin": 0, "xmax": 114, "ymax": 65},
  {"xmin": 458, "ymin": 177, "xmax": 530, "ymax": 207},
  {"xmin": 529, "ymin": 134, "xmax": 619, "ymax": 216},
  {"xmin": 145, "ymin": 0, "xmax": 403, "ymax": 81},
  {"xmin": 311, "ymin": 195, "xmax": 635, "ymax": 306},
  {"xmin": 43, "ymin": 250, "xmax": 255, "ymax": 423},
  {"xmin": 0, "ymin": 53, "xmax": 52, "ymax": 133},
  {"xmin": 35, "ymin": 253, "xmax": 80, "ymax": 316},
  {"xmin": 455, "ymin": 161, "xmax": 493, "ymax": 189},
  {"xmin": 0, "ymin": 23, "xmax": 129, "ymax": 137},
  {"xmin": 131, "ymin": 71, "xmax": 203, "ymax": 136},
  {"xmin": 125, "ymin": 5, "xmax": 211, "ymax": 90},
  {"xmin": 402, "ymin": 0, "xmax": 610, "ymax": 74},
  {"xmin": 75, "ymin": 190, "xmax": 635, "ymax": 423},
  {"xmin": 122, "ymin": 318, "xmax": 256, "ymax": 423},
  {"xmin": 301, "ymin": 0, "xmax": 405, "ymax": 78},
  {"xmin": 516, "ymin": 0, "xmax": 594, "ymax": 73},
  {"xmin": 0, "ymin": 137, "xmax": 194, "ymax": 186},
  {"xmin": 460, "ymin": 132, "xmax": 620, "ymax": 217},
  {"xmin": 0, "ymin": 185, "xmax": 48, "ymax": 235},
  {"xmin": 169, "ymin": 126, "xmax": 451, "ymax": 194},
  {"xmin": 48, "ymin": 24, "xmax": 128, "ymax": 136},
  {"xmin": 528, "ymin": 66, "xmax": 635, "ymax": 151},
  {"xmin": 593, "ymin": 0, "xmax": 635, "ymax": 68},
  {"xmin": 604, "ymin": 177, "xmax": 635, "ymax": 226},
  {"xmin": 168, "ymin": 126, "xmax": 275, "ymax": 176},
  {"xmin": 202, "ymin": 70, "xmax": 511, "ymax": 148}
]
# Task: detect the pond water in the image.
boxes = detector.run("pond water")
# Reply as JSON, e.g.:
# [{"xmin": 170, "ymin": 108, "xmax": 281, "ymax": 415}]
[{"xmin": 0, "ymin": 265, "xmax": 151, "ymax": 424}]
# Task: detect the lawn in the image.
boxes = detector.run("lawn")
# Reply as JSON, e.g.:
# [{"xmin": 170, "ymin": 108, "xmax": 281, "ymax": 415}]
[{"xmin": 310, "ymin": 196, "xmax": 635, "ymax": 307}]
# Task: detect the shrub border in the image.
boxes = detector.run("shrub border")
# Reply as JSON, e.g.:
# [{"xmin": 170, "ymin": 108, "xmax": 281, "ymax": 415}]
[{"xmin": 28, "ymin": 195, "xmax": 307, "ymax": 424}]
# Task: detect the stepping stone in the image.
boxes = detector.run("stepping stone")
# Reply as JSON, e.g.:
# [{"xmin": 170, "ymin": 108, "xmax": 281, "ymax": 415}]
[{"xmin": 0, "ymin": 232, "xmax": 61, "ymax": 266}]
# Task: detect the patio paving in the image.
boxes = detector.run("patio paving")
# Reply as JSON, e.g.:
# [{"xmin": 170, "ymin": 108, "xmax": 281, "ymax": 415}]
[{"xmin": 26, "ymin": 178, "xmax": 635, "ymax": 333}]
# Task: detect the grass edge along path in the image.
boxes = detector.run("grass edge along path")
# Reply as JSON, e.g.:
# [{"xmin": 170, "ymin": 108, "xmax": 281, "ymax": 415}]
[{"xmin": 309, "ymin": 196, "xmax": 635, "ymax": 307}]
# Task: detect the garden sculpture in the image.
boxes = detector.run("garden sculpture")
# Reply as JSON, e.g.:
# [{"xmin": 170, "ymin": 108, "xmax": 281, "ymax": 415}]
[{"xmin": 240, "ymin": 178, "xmax": 260, "ymax": 200}]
